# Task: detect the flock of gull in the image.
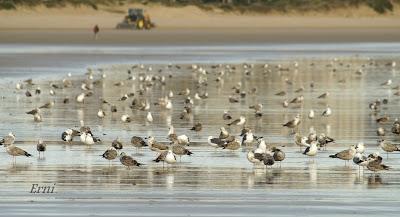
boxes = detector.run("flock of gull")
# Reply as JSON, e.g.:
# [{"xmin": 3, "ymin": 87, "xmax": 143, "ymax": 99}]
[{"xmin": 1, "ymin": 59, "xmax": 399, "ymax": 177}]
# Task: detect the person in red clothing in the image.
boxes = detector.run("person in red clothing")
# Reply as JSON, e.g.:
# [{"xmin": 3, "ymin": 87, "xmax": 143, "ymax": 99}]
[{"xmin": 93, "ymin": 25, "xmax": 100, "ymax": 40}]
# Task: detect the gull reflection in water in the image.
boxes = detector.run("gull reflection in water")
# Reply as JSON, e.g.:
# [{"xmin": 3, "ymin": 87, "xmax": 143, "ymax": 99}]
[
  {"xmin": 368, "ymin": 175, "xmax": 383, "ymax": 188},
  {"xmin": 166, "ymin": 172, "xmax": 175, "ymax": 190},
  {"xmin": 307, "ymin": 161, "xmax": 317, "ymax": 186}
]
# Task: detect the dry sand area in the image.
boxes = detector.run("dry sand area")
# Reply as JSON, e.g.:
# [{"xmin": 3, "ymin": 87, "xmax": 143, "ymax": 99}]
[{"xmin": 0, "ymin": 3, "xmax": 400, "ymax": 29}]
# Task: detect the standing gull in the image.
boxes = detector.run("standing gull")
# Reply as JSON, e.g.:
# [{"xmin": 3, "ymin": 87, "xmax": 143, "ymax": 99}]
[
  {"xmin": 153, "ymin": 150, "xmax": 177, "ymax": 168},
  {"xmin": 241, "ymin": 130, "xmax": 254, "ymax": 146},
  {"xmin": 303, "ymin": 141, "xmax": 318, "ymax": 160},
  {"xmin": 101, "ymin": 147, "xmax": 118, "ymax": 166},
  {"xmin": 119, "ymin": 152, "xmax": 143, "ymax": 169},
  {"xmin": 172, "ymin": 144, "xmax": 193, "ymax": 162},
  {"xmin": 366, "ymin": 154, "xmax": 390, "ymax": 173},
  {"xmin": 272, "ymin": 147, "xmax": 285, "ymax": 168},
  {"xmin": 131, "ymin": 136, "xmax": 148, "ymax": 151},
  {"xmin": 283, "ymin": 114, "xmax": 301, "ymax": 133},
  {"xmin": 247, "ymin": 149, "xmax": 265, "ymax": 167},
  {"xmin": 0, "ymin": 132, "xmax": 16, "ymax": 146},
  {"xmin": 329, "ymin": 145, "xmax": 356, "ymax": 166},
  {"xmin": 112, "ymin": 138, "xmax": 124, "ymax": 152},
  {"xmin": 353, "ymin": 152, "xmax": 368, "ymax": 176},
  {"xmin": 379, "ymin": 140, "xmax": 400, "ymax": 159},
  {"xmin": 294, "ymin": 133, "xmax": 309, "ymax": 151},
  {"xmin": 147, "ymin": 136, "xmax": 169, "ymax": 153},
  {"xmin": 3, "ymin": 143, "xmax": 32, "ymax": 164}
]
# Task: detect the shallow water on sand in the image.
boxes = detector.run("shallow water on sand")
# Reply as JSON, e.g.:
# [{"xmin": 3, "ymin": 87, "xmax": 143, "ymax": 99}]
[{"xmin": 1, "ymin": 43, "xmax": 400, "ymax": 216}]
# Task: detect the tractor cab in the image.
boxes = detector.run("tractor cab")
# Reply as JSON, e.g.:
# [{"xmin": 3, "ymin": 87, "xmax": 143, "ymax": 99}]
[{"xmin": 116, "ymin": 8, "xmax": 155, "ymax": 30}]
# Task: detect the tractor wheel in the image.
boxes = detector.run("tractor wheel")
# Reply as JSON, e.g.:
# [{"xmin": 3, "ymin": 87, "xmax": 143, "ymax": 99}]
[{"xmin": 137, "ymin": 20, "xmax": 144, "ymax": 30}]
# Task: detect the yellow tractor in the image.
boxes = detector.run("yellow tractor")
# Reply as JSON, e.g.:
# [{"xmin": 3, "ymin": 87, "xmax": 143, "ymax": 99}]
[{"xmin": 116, "ymin": 8, "xmax": 155, "ymax": 30}]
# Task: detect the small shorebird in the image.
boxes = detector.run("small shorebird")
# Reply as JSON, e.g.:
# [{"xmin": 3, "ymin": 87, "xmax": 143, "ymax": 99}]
[
  {"xmin": 36, "ymin": 139, "xmax": 46, "ymax": 158},
  {"xmin": 329, "ymin": 145, "xmax": 356, "ymax": 166},
  {"xmin": 101, "ymin": 147, "xmax": 118, "ymax": 166},
  {"xmin": 119, "ymin": 152, "xmax": 143, "ymax": 169}
]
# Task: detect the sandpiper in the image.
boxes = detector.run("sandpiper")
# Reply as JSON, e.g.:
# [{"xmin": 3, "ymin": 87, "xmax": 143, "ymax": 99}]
[{"xmin": 36, "ymin": 139, "xmax": 46, "ymax": 158}]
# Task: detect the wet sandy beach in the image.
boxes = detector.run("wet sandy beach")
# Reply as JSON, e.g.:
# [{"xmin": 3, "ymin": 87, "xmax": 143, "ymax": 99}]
[
  {"xmin": 1, "ymin": 33, "xmax": 400, "ymax": 215},
  {"xmin": 1, "ymin": 28, "xmax": 400, "ymax": 45}
]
